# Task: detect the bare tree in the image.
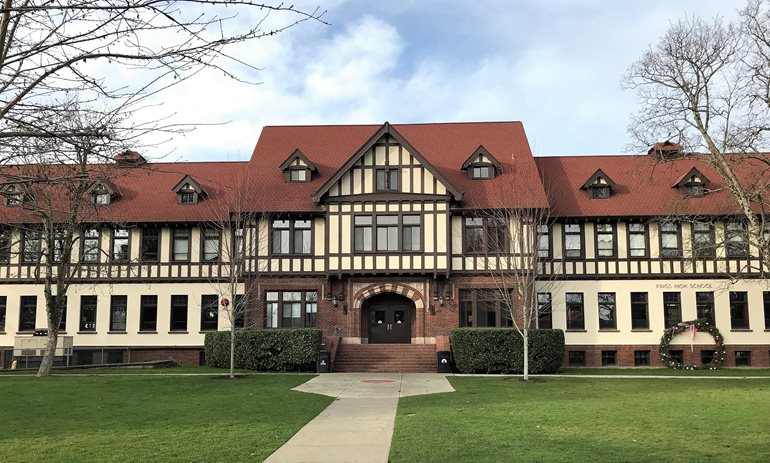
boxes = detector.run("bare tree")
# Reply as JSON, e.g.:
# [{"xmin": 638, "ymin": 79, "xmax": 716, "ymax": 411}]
[
  {"xmin": 471, "ymin": 165, "xmax": 558, "ymax": 380},
  {"xmin": 203, "ymin": 178, "xmax": 269, "ymax": 379},
  {"xmin": 624, "ymin": 1, "xmax": 770, "ymax": 275}
]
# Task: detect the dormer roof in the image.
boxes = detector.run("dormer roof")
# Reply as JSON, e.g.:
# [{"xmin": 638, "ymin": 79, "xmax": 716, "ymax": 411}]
[
  {"xmin": 172, "ymin": 175, "xmax": 206, "ymax": 197},
  {"xmin": 86, "ymin": 179, "xmax": 121, "ymax": 198},
  {"xmin": 279, "ymin": 148, "xmax": 318, "ymax": 173},
  {"xmin": 461, "ymin": 145, "xmax": 502, "ymax": 171},
  {"xmin": 580, "ymin": 168, "xmax": 617, "ymax": 190},
  {"xmin": 672, "ymin": 167, "xmax": 711, "ymax": 188}
]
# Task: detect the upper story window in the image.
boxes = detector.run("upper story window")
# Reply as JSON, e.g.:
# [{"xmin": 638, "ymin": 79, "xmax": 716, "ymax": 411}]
[
  {"xmin": 659, "ymin": 222, "xmax": 680, "ymax": 258},
  {"xmin": 141, "ymin": 228, "xmax": 160, "ymax": 262},
  {"xmin": 537, "ymin": 224, "xmax": 551, "ymax": 258},
  {"xmin": 52, "ymin": 227, "xmax": 65, "ymax": 263},
  {"xmin": 461, "ymin": 145, "xmax": 501, "ymax": 180},
  {"xmin": 172, "ymin": 228, "xmax": 190, "ymax": 261},
  {"xmin": 172, "ymin": 175, "xmax": 206, "ymax": 205},
  {"xmin": 353, "ymin": 215, "xmax": 422, "ymax": 253},
  {"xmin": 202, "ymin": 228, "xmax": 220, "ymax": 262},
  {"xmin": 376, "ymin": 216, "xmax": 398, "ymax": 251},
  {"xmin": 595, "ymin": 223, "xmax": 615, "ymax": 258},
  {"xmin": 726, "ymin": 220, "xmax": 748, "ymax": 258},
  {"xmin": 375, "ymin": 168, "xmax": 399, "ymax": 192},
  {"xmin": 0, "ymin": 229, "xmax": 10, "ymax": 263},
  {"xmin": 279, "ymin": 148, "xmax": 317, "ymax": 183},
  {"xmin": 563, "ymin": 223, "xmax": 583, "ymax": 259},
  {"xmin": 112, "ymin": 228, "xmax": 130, "ymax": 262},
  {"xmin": 463, "ymin": 217, "xmax": 507, "ymax": 254},
  {"xmin": 628, "ymin": 223, "xmax": 648, "ymax": 257},
  {"xmin": 354, "ymin": 216, "xmax": 373, "ymax": 252},
  {"xmin": 233, "ymin": 227, "xmax": 245, "ymax": 259},
  {"xmin": 272, "ymin": 219, "xmax": 312, "ymax": 255},
  {"xmin": 581, "ymin": 169, "xmax": 616, "ymax": 200},
  {"xmin": 691, "ymin": 222, "xmax": 715, "ymax": 258},
  {"xmin": 82, "ymin": 228, "xmax": 100, "ymax": 262},
  {"xmin": 402, "ymin": 215, "xmax": 421, "ymax": 251},
  {"xmin": 21, "ymin": 229, "xmax": 41, "ymax": 263}
]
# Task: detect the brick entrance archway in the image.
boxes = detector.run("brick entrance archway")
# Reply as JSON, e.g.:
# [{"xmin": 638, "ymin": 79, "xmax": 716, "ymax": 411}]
[{"xmin": 352, "ymin": 283, "xmax": 426, "ymax": 312}]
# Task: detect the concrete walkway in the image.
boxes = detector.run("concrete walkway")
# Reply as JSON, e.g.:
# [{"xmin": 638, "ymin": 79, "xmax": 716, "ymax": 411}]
[{"xmin": 264, "ymin": 373, "xmax": 454, "ymax": 463}]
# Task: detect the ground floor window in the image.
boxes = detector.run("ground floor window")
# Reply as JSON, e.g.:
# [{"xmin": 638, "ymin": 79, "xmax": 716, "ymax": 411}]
[
  {"xmin": 663, "ymin": 292, "xmax": 681, "ymax": 328},
  {"xmin": 765, "ymin": 292, "xmax": 770, "ymax": 330},
  {"xmin": 669, "ymin": 350, "xmax": 683, "ymax": 364},
  {"xmin": 265, "ymin": 291, "xmax": 318, "ymax": 328},
  {"xmin": 79, "ymin": 296, "xmax": 97, "ymax": 332},
  {"xmin": 700, "ymin": 350, "xmax": 715, "ymax": 364},
  {"xmin": 109, "ymin": 295, "xmax": 127, "ymax": 332},
  {"xmin": 601, "ymin": 350, "xmax": 616, "ymax": 366},
  {"xmin": 459, "ymin": 289, "xmax": 512, "ymax": 328},
  {"xmin": 537, "ymin": 293, "xmax": 552, "ymax": 329},
  {"xmin": 200, "ymin": 295, "xmax": 219, "ymax": 331},
  {"xmin": 566, "ymin": 293, "xmax": 584, "ymax": 330},
  {"xmin": 735, "ymin": 351, "xmax": 751, "ymax": 366},
  {"xmin": 630, "ymin": 292, "xmax": 649, "ymax": 329},
  {"xmin": 170, "ymin": 295, "xmax": 188, "ymax": 332},
  {"xmin": 19, "ymin": 296, "xmax": 36, "ymax": 332},
  {"xmin": 634, "ymin": 350, "xmax": 649, "ymax": 366},
  {"xmin": 234, "ymin": 294, "xmax": 246, "ymax": 329},
  {"xmin": 140, "ymin": 295, "xmax": 158, "ymax": 332},
  {"xmin": 729, "ymin": 292, "xmax": 749, "ymax": 329},
  {"xmin": 568, "ymin": 351, "xmax": 585, "ymax": 367},
  {"xmin": 0, "ymin": 296, "xmax": 6, "ymax": 332}
]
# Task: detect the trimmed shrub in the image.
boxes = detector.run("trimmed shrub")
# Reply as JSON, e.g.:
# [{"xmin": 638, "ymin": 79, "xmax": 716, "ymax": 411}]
[
  {"xmin": 450, "ymin": 328, "xmax": 564, "ymax": 374},
  {"xmin": 204, "ymin": 329, "xmax": 323, "ymax": 372}
]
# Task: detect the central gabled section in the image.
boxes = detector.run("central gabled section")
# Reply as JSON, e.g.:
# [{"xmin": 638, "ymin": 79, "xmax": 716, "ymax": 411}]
[{"xmin": 312, "ymin": 122, "xmax": 463, "ymax": 203}]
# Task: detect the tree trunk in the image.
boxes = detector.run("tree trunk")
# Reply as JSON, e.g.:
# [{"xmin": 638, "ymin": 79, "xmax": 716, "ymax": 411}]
[
  {"xmin": 230, "ymin": 327, "xmax": 236, "ymax": 379},
  {"xmin": 522, "ymin": 328, "xmax": 529, "ymax": 381},
  {"xmin": 37, "ymin": 329, "xmax": 58, "ymax": 377}
]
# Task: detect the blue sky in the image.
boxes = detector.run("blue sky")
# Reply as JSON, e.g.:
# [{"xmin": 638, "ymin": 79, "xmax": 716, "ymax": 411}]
[{"xmin": 150, "ymin": 0, "xmax": 739, "ymax": 161}]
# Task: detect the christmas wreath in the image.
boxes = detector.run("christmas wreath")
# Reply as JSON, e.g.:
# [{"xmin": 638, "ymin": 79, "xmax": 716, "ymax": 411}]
[{"xmin": 659, "ymin": 319, "xmax": 726, "ymax": 370}]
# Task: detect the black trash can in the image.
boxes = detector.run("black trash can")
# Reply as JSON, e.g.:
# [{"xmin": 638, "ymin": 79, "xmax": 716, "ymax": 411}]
[
  {"xmin": 317, "ymin": 351, "xmax": 332, "ymax": 373},
  {"xmin": 437, "ymin": 351, "xmax": 452, "ymax": 373}
]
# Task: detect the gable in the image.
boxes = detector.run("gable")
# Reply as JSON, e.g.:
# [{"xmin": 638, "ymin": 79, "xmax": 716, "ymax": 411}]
[{"xmin": 312, "ymin": 123, "xmax": 462, "ymax": 202}]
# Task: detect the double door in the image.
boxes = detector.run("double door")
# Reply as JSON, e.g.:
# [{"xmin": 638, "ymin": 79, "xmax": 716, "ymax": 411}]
[{"xmin": 369, "ymin": 304, "xmax": 410, "ymax": 344}]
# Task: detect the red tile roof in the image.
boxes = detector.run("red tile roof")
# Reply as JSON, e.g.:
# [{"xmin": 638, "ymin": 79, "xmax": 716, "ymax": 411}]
[
  {"xmin": 247, "ymin": 121, "xmax": 549, "ymax": 211},
  {"xmin": 535, "ymin": 154, "xmax": 770, "ymax": 218}
]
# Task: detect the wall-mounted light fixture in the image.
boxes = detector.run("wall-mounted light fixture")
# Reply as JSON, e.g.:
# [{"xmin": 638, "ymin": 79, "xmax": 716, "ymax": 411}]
[{"xmin": 331, "ymin": 296, "xmax": 338, "ymax": 308}]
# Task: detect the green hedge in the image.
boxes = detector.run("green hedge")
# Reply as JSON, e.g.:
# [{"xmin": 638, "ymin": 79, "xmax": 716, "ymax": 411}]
[
  {"xmin": 204, "ymin": 329, "xmax": 323, "ymax": 372},
  {"xmin": 450, "ymin": 328, "xmax": 564, "ymax": 374}
]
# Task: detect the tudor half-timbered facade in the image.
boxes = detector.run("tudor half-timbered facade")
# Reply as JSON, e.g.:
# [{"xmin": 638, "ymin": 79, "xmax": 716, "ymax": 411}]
[{"xmin": 1, "ymin": 121, "xmax": 769, "ymax": 369}]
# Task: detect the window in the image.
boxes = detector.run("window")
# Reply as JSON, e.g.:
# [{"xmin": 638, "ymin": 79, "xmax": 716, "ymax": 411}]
[
  {"xmin": 180, "ymin": 192, "xmax": 196, "ymax": 204},
  {"xmin": 537, "ymin": 293, "xmax": 552, "ymax": 329},
  {"xmin": 631, "ymin": 292, "xmax": 649, "ymax": 330},
  {"xmin": 234, "ymin": 294, "xmax": 246, "ymax": 329},
  {"xmin": 696, "ymin": 292, "xmax": 715, "ymax": 325},
  {"xmin": 568, "ymin": 351, "xmax": 585, "ymax": 367},
  {"xmin": 172, "ymin": 229, "xmax": 190, "ymax": 261},
  {"xmin": 537, "ymin": 224, "xmax": 551, "ymax": 258},
  {"xmin": 595, "ymin": 224, "xmax": 615, "ymax": 258},
  {"xmin": 19, "ymin": 296, "xmax": 36, "ymax": 331},
  {"xmin": 634, "ymin": 350, "xmax": 650, "ymax": 366},
  {"xmin": 272, "ymin": 219, "xmax": 311, "ymax": 255},
  {"xmin": 601, "ymin": 350, "xmax": 617, "ymax": 366},
  {"xmin": 52, "ymin": 227, "xmax": 65, "ymax": 263},
  {"xmin": 200, "ymin": 295, "xmax": 218, "ymax": 331},
  {"xmin": 95, "ymin": 192, "xmax": 110, "ymax": 205},
  {"xmin": 289, "ymin": 169, "xmax": 309, "ymax": 182},
  {"xmin": 0, "ymin": 296, "xmax": 6, "ymax": 332},
  {"xmin": 264, "ymin": 291, "xmax": 318, "ymax": 328},
  {"xmin": 566, "ymin": 293, "xmax": 584, "ymax": 330},
  {"xmin": 377, "ymin": 216, "xmax": 399, "ymax": 251},
  {"xmin": 109, "ymin": 295, "xmax": 127, "ymax": 332},
  {"xmin": 659, "ymin": 222, "xmax": 680, "ymax": 257},
  {"xmin": 735, "ymin": 351, "xmax": 751, "ymax": 366},
  {"xmin": 463, "ymin": 217, "xmax": 507, "ymax": 254},
  {"xmin": 563, "ymin": 224, "xmax": 583, "ymax": 258},
  {"xmin": 628, "ymin": 223, "xmax": 647, "ymax": 257},
  {"xmin": 139, "ymin": 295, "xmax": 158, "ymax": 332},
  {"xmin": 598, "ymin": 293, "xmax": 616, "ymax": 330},
  {"xmin": 57, "ymin": 296, "xmax": 67, "ymax": 331},
  {"xmin": 402, "ymin": 215, "xmax": 421, "ymax": 251},
  {"xmin": 663, "ymin": 292, "xmax": 681, "ymax": 328},
  {"xmin": 79, "ymin": 295, "xmax": 97, "ymax": 332},
  {"xmin": 233, "ymin": 228, "xmax": 245, "ymax": 259},
  {"xmin": 82, "ymin": 228, "xmax": 100, "ymax": 262},
  {"xmin": 471, "ymin": 165, "xmax": 491, "ymax": 179},
  {"xmin": 354, "ymin": 216, "xmax": 373, "ymax": 252},
  {"xmin": 764, "ymin": 292, "xmax": 770, "ymax": 330},
  {"xmin": 692, "ymin": 222, "xmax": 715, "ymax": 258},
  {"xmin": 375, "ymin": 168, "xmax": 399, "ymax": 192},
  {"xmin": 669, "ymin": 350, "xmax": 684, "ymax": 364},
  {"xmin": 112, "ymin": 228, "xmax": 129, "ymax": 262},
  {"xmin": 459, "ymin": 289, "xmax": 513, "ymax": 328},
  {"xmin": 591, "ymin": 186, "xmax": 610, "ymax": 199},
  {"xmin": 170, "ymin": 295, "xmax": 188, "ymax": 331},
  {"xmin": 202, "ymin": 228, "xmax": 220, "ymax": 262},
  {"xmin": 726, "ymin": 220, "xmax": 748, "ymax": 257},
  {"xmin": 729, "ymin": 291, "xmax": 749, "ymax": 329},
  {"xmin": 21, "ymin": 230, "xmax": 41, "ymax": 263},
  {"xmin": 0, "ymin": 229, "xmax": 10, "ymax": 262},
  {"xmin": 701, "ymin": 350, "xmax": 715, "ymax": 364},
  {"xmin": 141, "ymin": 229, "xmax": 160, "ymax": 261}
]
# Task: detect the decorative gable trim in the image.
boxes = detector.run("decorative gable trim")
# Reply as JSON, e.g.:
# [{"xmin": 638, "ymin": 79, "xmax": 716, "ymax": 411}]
[
  {"xmin": 580, "ymin": 169, "xmax": 617, "ymax": 190},
  {"xmin": 312, "ymin": 122, "xmax": 463, "ymax": 202},
  {"xmin": 87, "ymin": 179, "xmax": 121, "ymax": 205},
  {"xmin": 461, "ymin": 145, "xmax": 502, "ymax": 171},
  {"xmin": 279, "ymin": 148, "xmax": 318, "ymax": 173},
  {"xmin": 672, "ymin": 167, "xmax": 710, "ymax": 189}
]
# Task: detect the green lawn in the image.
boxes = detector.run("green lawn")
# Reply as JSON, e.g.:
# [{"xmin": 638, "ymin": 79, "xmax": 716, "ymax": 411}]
[
  {"xmin": 391, "ymin": 377, "xmax": 770, "ymax": 462},
  {"xmin": 557, "ymin": 367, "xmax": 770, "ymax": 376},
  {"xmin": 0, "ymin": 374, "xmax": 332, "ymax": 462}
]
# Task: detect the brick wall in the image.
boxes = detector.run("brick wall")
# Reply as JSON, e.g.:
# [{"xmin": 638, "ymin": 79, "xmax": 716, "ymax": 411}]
[{"xmin": 565, "ymin": 344, "xmax": 770, "ymax": 367}]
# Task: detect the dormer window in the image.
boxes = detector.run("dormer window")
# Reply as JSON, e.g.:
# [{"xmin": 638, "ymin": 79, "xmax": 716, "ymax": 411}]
[
  {"xmin": 4, "ymin": 185, "xmax": 22, "ymax": 206},
  {"xmin": 581, "ymin": 169, "xmax": 616, "ymax": 200},
  {"xmin": 279, "ymin": 148, "xmax": 317, "ymax": 183},
  {"xmin": 462, "ymin": 145, "xmax": 501, "ymax": 180},
  {"xmin": 95, "ymin": 193, "xmax": 110, "ymax": 205},
  {"xmin": 172, "ymin": 175, "xmax": 206, "ymax": 205},
  {"xmin": 673, "ymin": 167, "xmax": 710, "ymax": 198},
  {"xmin": 87, "ymin": 180, "xmax": 120, "ymax": 206}
]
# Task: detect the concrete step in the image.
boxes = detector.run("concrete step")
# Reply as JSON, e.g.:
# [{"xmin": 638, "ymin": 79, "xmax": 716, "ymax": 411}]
[{"xmin": 334, "ymin": 344, "xmax": 436, "ymax": 373}]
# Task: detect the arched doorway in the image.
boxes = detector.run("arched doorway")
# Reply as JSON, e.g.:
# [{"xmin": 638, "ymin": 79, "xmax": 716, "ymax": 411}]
[{"xmin": 363, "ymin": 293, "xmax": 414, "ymax": 344}]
